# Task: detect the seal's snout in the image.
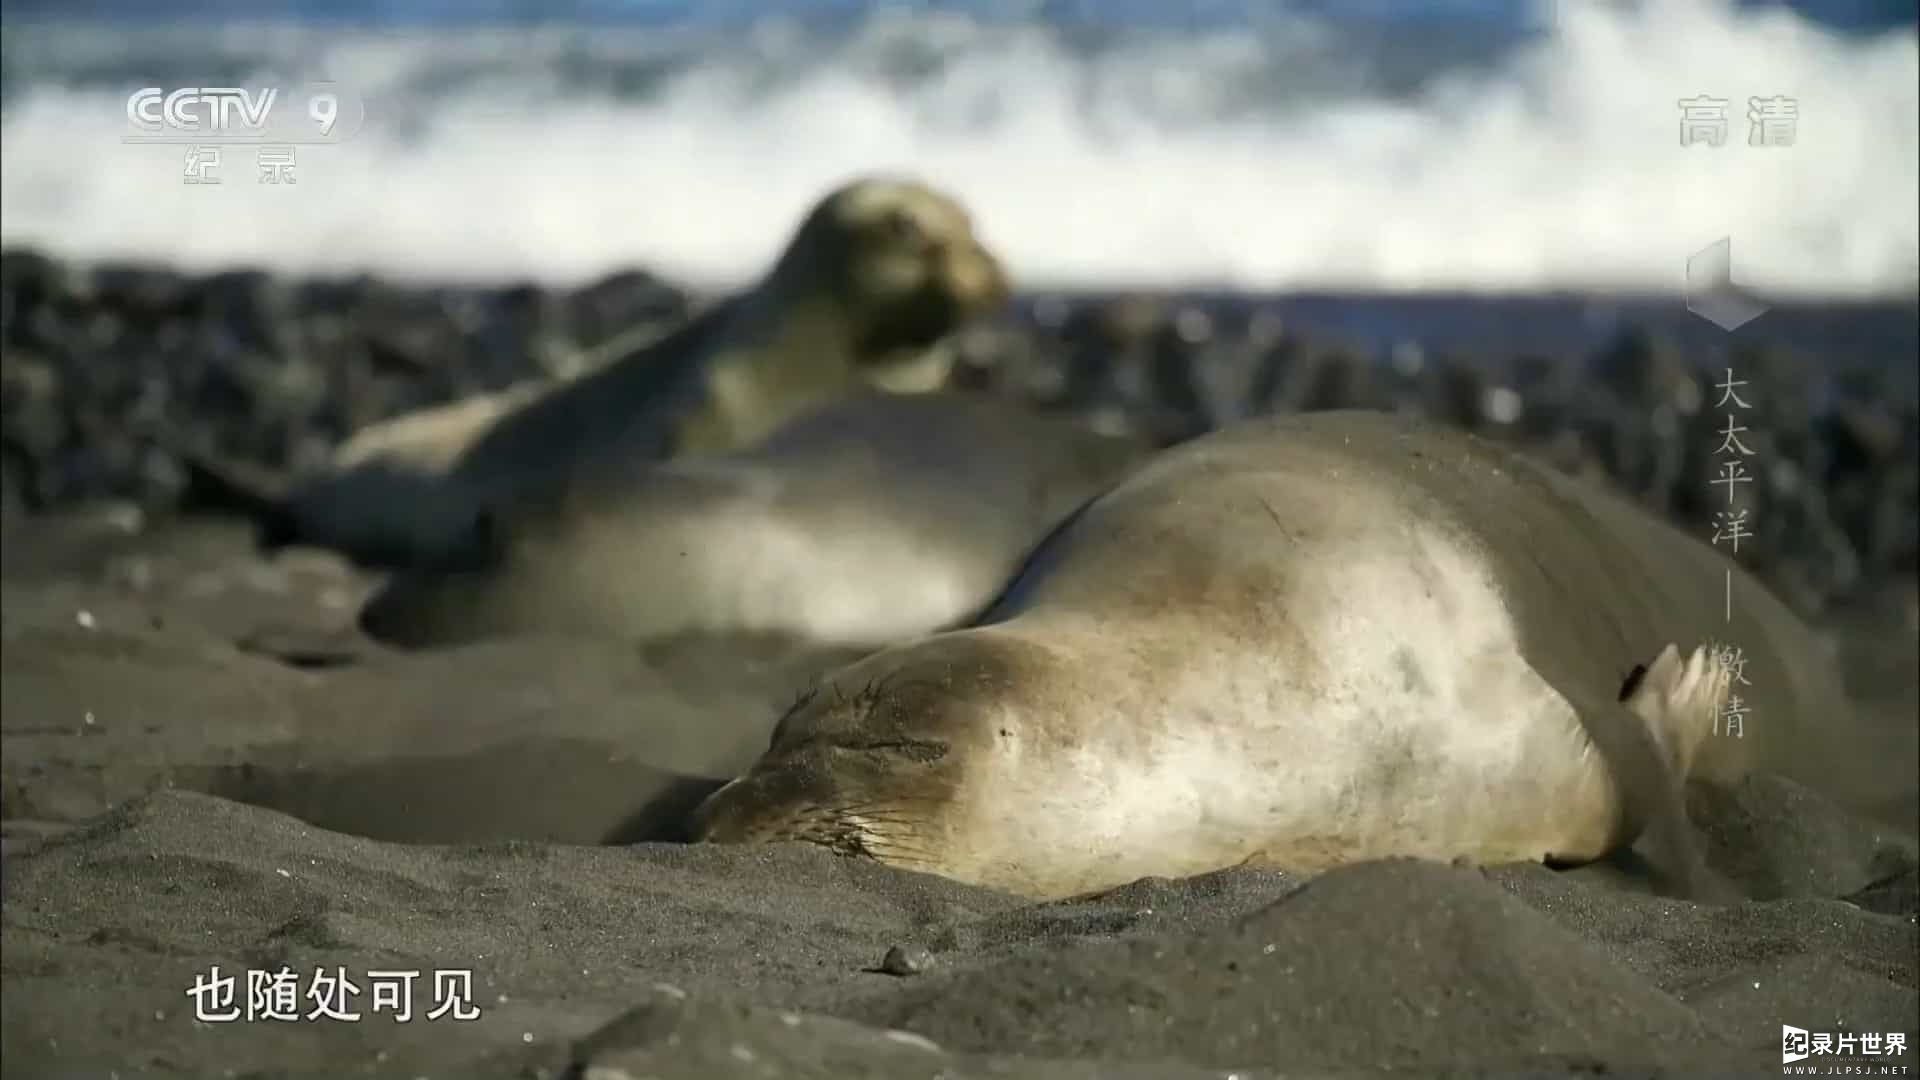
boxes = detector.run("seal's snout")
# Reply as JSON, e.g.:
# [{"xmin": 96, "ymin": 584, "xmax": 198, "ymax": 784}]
[
  {"xmin": 688, "ymin": 748, "xmax": 935, "ymax": 866},
  {"xmin": 952, "ymin": 241, "xmax": 1011, "ymax": 310},
  {"xmin": 687, "ymin": 777, "xmax": 753, "ymax": 844},
  {"xmin": 356, "ymin": 586, "xmax": 398, "ymax": 642},
  {"xmin": 687, "ymin": 762, "xmax": 846, "ymax": 848}
]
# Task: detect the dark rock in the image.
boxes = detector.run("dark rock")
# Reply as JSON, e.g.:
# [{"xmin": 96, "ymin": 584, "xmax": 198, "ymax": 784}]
[
  {"xmin": 0, "ymin": 247, "xmax": 1912, "ymax": 616},
  {"xmin": 878, "ymin": 944, "xmax": 933, "ymax": 976}
]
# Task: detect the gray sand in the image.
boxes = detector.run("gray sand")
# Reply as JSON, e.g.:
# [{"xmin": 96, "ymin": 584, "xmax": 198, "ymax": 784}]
[{"xmin": 2, "ymin": 510, "xmax": 1915, "ymax": 1078}]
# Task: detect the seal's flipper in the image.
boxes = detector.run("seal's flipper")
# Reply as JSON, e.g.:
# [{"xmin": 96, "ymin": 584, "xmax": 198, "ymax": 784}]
[
  {"xmin": 1614, "ymin": 642, "xmax": 1735, "ymax": 901},
  {"xmin": 170, "ymin": 442, "xmax": 298, "ymax": 546},
  {"xmin": 1629, "ymin": 643, "xmax": 1732, "ymax": 779}
]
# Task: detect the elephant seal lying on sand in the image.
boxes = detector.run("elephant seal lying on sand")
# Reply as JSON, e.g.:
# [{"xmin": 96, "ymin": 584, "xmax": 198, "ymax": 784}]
[
  {"xmin": 357, "ymin": 391, "xmax": 1149, "ymax": 651},
  {"xmin": 692, "ymin": 409, "xmax": 1864, "ymax": 900}
]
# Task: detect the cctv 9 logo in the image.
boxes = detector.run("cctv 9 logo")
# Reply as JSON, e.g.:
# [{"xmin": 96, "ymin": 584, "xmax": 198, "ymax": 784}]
[{"xmin": 124, "ymin": 82, "xmax": 366, "ymax": 145}]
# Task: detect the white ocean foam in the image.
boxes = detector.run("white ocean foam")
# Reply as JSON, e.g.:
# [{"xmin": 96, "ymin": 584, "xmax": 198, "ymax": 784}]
[{"xmin": 1, "ymin": 0, "xmax": 1915, "ymax": 296}]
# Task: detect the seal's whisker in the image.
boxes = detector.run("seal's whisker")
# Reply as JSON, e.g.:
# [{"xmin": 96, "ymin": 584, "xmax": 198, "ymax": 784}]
[
  {"xmin": 836, "ymin": 803, "xmax": 932, "ymax": 819},
  {"xmin": 857, "ymin": 843, "xmax": 938, "ymax": 867},
  {"xmin": 864, "ymin": 849, "xmax": 939, "ymax": 867},
  {"xmin": 850, "ymin": 825, "xmax": 934, "ymax": 848},
  {"xmin": 852, "ymin": 830, "xmax": 940, "ymax": 857},
  {"xmin": 836, "ymin": 811, "xmax": 932, "ymax": 831}
]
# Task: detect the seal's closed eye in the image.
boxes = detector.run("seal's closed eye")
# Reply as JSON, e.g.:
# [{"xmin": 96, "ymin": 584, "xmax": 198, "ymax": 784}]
[{"xmin": 832, "ymin": 737, "xmax": 949, "ymax": 764}]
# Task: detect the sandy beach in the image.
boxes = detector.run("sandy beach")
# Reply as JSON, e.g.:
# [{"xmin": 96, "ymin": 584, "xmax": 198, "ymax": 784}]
[{"xmin": 0, "ymin": 516, "xmax": 1913, "ymax": 1077}]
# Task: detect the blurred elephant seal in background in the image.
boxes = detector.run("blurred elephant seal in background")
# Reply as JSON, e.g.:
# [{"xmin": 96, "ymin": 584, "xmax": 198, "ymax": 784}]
[
  {"xmin": 356, "ymin": 390, "xmax": 1148, "ymax": 651},
  {"xmin": 691, "ymin": 409, "xmax": 1879, "ymax": 902},
  {"xmin": 261, "ymin": 175, "xmax": 1011, "ymax": 569}
]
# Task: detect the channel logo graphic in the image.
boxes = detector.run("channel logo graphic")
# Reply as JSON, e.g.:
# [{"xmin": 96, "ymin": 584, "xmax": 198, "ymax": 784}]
[
  {"xmin": 1685, "ymin": 237, "xmax": 1770, "ymax": 333},
  {"xmin": 124, "ymin": 84, "xmax": 365, "ymax": 145},
  {"xmin": 1785, "ymin": 1025, "xmax": 1811, "ymax": 1064}
]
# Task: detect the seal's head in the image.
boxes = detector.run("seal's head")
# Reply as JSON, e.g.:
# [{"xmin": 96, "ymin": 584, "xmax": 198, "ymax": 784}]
[
  {"xmin": 772, "ymin": 176, "xmax": 1011, "ymax": 359},
  {"xmin": 690, "ymin": 631, "xmax": 1051, "ymax": 888}
]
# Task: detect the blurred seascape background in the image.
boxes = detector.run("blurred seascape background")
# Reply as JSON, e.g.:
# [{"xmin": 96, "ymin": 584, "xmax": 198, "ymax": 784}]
[
  {"xmin": 4, "ymin": 1, "xmax": 1916, "ymax": 303},
  {"xmin": 3, "ymin": 11, "xmax": 1920, "ymax": 1075}
]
